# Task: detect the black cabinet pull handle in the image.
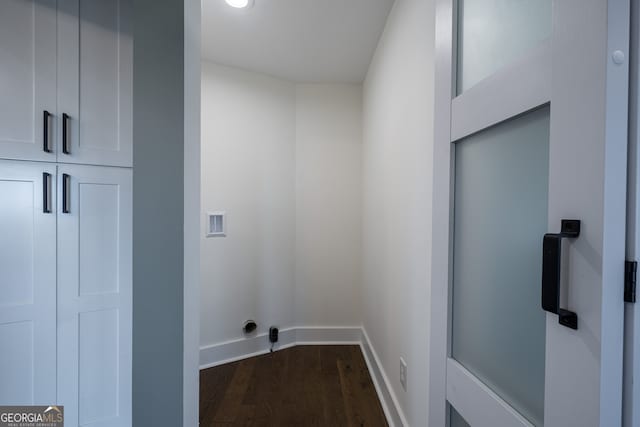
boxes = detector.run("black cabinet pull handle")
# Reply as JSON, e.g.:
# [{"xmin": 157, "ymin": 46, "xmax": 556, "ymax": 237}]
[
  {"xmin": 42, "ymin": 172, "xmax": 52, "ymax": 213},
  {"xmin": 542, "ymin": 219, "xmax": 581, "ymax": 330},
  {"xmin": 62, "ymin": 113, "xmax": 70, "ymax": 154},
  {"xmin": 62, "ymin": 173, "xmax": 70, "ymax": 214},
  {"xmin": 43, "ymin": 111, "xmax": 51, "ymax": 153}
]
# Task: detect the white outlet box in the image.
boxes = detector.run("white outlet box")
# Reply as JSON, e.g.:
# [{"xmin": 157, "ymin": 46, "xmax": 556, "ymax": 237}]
[{"xmin": 400, "ymin": 357, "xmax": 407, "ymax": 391}]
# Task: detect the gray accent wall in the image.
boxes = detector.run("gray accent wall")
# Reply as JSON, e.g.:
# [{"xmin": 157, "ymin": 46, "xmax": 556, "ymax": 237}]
[{"xmin": 133, "ymin": 1, "xmax": 184, "ymax": 425}]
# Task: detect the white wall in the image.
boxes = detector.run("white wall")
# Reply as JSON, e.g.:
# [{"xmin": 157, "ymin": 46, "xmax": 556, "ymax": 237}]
[
  {"xmin": 200, "ymin": 64, "xmax": 363, "ymax": 349},
  {"xmin": 362, "ymin": 0, "xmax": 436, "ymax": 424},
  {"xmin": 201, "ymin": 2, "xmax": 437, "ymax": 417},
  {"xmin": 200, "ymin": 62, "xmax": 296, "ymax": 345},
  {"xmin": 295, "ymin": 84, "xmax": 363, "ymax": 327}
]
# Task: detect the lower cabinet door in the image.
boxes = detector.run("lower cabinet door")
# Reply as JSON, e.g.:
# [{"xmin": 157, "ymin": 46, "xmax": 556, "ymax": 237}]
[
  {"xmin": 57, "ymin": 164, "xmax": 132, "ymax": 427},
  {"xmin": 0, "ymin": 160, "xmax": 56, "ymax": 405}
]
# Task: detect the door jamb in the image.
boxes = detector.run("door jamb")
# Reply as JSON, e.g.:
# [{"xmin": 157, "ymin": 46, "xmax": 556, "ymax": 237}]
[
  {"xmin": 624, "ymin": 2, "xmax": 640, "ymax": 425},
  {"xmin": 183, "ymin": 0, "xmax": 201, "ymax": 425},
  {"xmin": 427, "ymin": 0, "xmax": 455, "ymax": 424}
]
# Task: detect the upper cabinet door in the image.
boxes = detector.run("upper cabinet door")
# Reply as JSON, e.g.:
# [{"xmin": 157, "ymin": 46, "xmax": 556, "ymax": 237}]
[
  {"xmin": 58, "ymin": 0, "xmax": 133, "ymax": 167},
  {"xmin": 0, "ymin": 0, "xmax": 57, "ymax": 162}
]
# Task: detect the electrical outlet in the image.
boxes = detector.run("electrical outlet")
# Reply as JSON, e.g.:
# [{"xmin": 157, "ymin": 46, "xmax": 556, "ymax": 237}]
[{"xmin": 400, "ymin": 357, "xmax": 407, "ymax": 391}]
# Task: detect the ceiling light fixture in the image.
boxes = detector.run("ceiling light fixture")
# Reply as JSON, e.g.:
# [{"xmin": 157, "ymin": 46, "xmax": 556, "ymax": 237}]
[{"xmin": 225, "ymin": 0, "xmax": 253, "ymax": 8}]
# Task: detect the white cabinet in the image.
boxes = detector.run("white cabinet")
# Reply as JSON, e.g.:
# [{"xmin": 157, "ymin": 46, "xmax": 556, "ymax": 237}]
[
  {"xmin": 0, "ymin": 2, "xmax": 133, "ymax": 424},
  {"xmin": 0, "ymin": 1, "xmax": 58, "ymax": 162},
  {"xmin": 58, "ymin": 0, "xmax": 133, "ymax": 167},
  {"xmin": 0, "ymin": 162, "xmax": 132, "ymax": 426},
  {"xmin": 0, "ymin": 0, "xmax": 133, "ymax": 167},
  {"xmin": 0, "ymin": 161, "xmax": 57, "ymax": 404},
  {"xmin": 57, "ymin": 165, "xmax": 132, "ymax": 427}
]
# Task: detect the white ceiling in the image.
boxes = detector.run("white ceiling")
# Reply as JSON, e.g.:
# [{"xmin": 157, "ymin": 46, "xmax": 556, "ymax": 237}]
[{"xmin": 201, "ymin": 0, "xmax": 395, "ymax": 83}]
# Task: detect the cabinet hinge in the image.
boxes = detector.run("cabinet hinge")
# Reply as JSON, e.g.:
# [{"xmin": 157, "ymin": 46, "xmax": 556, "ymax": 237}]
[{"xmin": 625, "ymin": 261, "xmax": 638, "ymax": 303}]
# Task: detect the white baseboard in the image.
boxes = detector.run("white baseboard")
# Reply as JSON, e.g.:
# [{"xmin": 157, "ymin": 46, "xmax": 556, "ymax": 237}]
[
  {"xmin": 294, "ymin": 325, "xmax": 362, "ymax": 344},
  {"xmin": 200, "ymin": 328, "xmax": 295, "ymax": 369},
  {"xmin": 199, "ymin": 326, "xmax": 406, "ymax": 427},
  {"xmin": 199, "ymin": 326, "xmax": 361, "ymax": 369},
  {"xmin": 360, "ymin": 328, "xmax": 408, "ymax": 427}
]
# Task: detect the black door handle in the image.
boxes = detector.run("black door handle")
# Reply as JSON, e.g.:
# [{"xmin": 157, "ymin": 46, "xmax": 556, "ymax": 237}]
[
  {"xmin": 62, "ymin": 173, "xmax": 70, "ymax": 214},
  {"xmin": 62, "ymin": 113, "xmax": 70, "ymax": 154},
  {"xmin": 42, "ymin": 172, "xmax": 52, "ymax": 213},
  {"xmin": 542, "ymin": 219, "xmax": 580, "ymax": 330},
  {"xmin": 43, "ymin": 111, "xmax": 51, "ymax": 153}
]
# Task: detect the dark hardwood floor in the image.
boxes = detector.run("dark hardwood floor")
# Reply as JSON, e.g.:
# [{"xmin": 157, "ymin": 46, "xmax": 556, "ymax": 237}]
[{"xmin": 199, "ymin": 345, "xmax": 388, "ymax": 426}]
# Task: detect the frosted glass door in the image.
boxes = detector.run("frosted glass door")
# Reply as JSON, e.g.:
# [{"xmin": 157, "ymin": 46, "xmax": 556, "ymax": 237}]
[
  {"xmin": 452, "ymin": 107, "xmax": 549, "ymax": 425},
  {"xmin": 450, "ymin": 407, "xmax": 470, "ymax": 427},
  {"xmin": 456, "ymin": 0, "xmax": 551, "ymax": 93},
  {"xmin": 431, "ymin": 0, "xmax": 629, "ymax": 425}
]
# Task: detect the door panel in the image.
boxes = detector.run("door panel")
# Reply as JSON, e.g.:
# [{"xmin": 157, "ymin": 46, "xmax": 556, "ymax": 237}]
[
  {"xmin": 430, "ymin": 0, "xmax": 630, "ymax": 425},
  {"xmin": 0, "ymin": 179, "xmax": 37, "ymax": 306},
  {"xmin": 0, "ymin": 0, "xmax": 57, "ymax": 161},
  {"xmin": 452, "ymin": 107, "xmax": 549, "ymax": 425},
  {"xmin": 0, "ymin": 322, "xmax": 35, "ymax": 404},
  {"xmin": 57, "ymin": 164, "xmax": 132, "ymax": 427},
  {"xmin": 78, "ymin": 309, "xmax": 119, "ymax": 425},
  {"xmin": 0, "ymin": 161, "xmax": 57, "ymax": 404},
  {"xmin": 78, "ymin": 183, "xmax": 119, "ymax": 295},
  {"xmin": 58, "ymin": 0, "xmax": 133, "ymax": 167}
]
